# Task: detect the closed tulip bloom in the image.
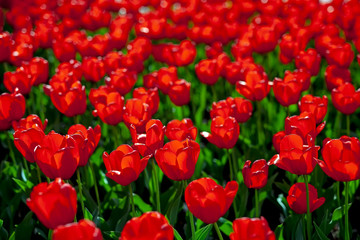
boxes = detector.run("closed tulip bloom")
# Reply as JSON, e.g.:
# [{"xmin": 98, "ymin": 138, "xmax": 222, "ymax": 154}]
[
  {"xmin": 157, "ymin": 66, "xmax": 178, "ymax": 94},
  {"xmin": 325, "ymin": 65, "xmax": 351, "ymax": 91},
  {"xmin": 242, "ymin": 159, "xmax": 269, "ymax": 189},
  {"xmin": 318, "ymin": 136, "xmax": 360, "ymax": 182},
  {"xmin": 12, "ymin": 114, "xmax": 47, "ymax": 132},
  {"xmin": 26, "ymin": 178, "xmax": 77, "ymax": 229},
  {"xmin": 185, "ymin": 178, "xmax": 238, "ymax": 224},
  {"xmin": 82, "ymin": 57, "xmax": 106, "ymax": 82},
  {"xmin": 287, "ymin": 182, "xmax": 325, "ymax": 214},
  {"xmin": 130, "ymin": 119, "xmax": 165, "ymax": 157},
  {"xmin": 236, "ymin": 70, "xmax": 271, "ymax": 101},
  {"xmin": 269, "ymin": 134, "xmax": 319, "ymax": 175},
  {"xmin": 53, "ymin": 219, "xmax": 103, "ymax": 240},
  {"xmin": 0, "ymin": 90, "xmax": 26, "ymax": 131},
  {"xmin": 272, "ymin": 130, "xmax": 286, "ymax": 153},
  {"xmin": 133, "ymin": 87, "xmax": 160, "ymax": 116},
  {"xmin": 168, "ymin": 79, "xmax": 191, "ymax": 106},
  {"xmin": 123, "ymin": 98, "xmax": 151, "ymax": 133},
  {"xmin": 68, "ymin": 124, "xmax": 101, "ymax": 166},
  {"xmin": 120, "ymin": 212, "xmax": 173, "ymax": 240},
  {"xmin": 230, "ymin": 217, "xmax": 275, "ymax": 240},
  {"xmin": 21, "ymin": 57, "xmax": 49, "ymax": 86},
  {"xmin": 325, "ymin": 42, "xmax": 354, "ymax": 69},
  {"xmin": 89, "ymin": 86, "xmax": 124, "ymax": 126},
  {"xmin": 35, "ymin": 131, "xmax": 79, "ymax": 179},
  {"xmin": 331, "ymin": 83, "xmax": 360, "ymax": 115},
  {"xmin": 284, "ymin": 112, "xmax": 325, "ymax": 145},
  {"xmin": 195, "ymin": 59, "xmax": 220, "ymax": 85},
  {"xmin": 283, "ymin": 69, "xmax": 311, "ymax": 92},
  {"xmin": 105, "ymin": 68, "xmax": 137, "ymax": 96},
  {"xmin": 103, "ymin": 51, "xmax": 122, "ymax": 74},
  {"xmin": 227, "ymin": 97, "xmax": 253, "ymax": 123},
  {"xmin": 201, "ymin": 116, "xmax": 239, "ymax": 149},
  {"xmin": 299, "ymin": 95, "xmax": 328, "ymax": 124},
  {"xmin": 103, "ymin": 145, "xmax": 150, "ymax": 186},
  {"xmin": 210, "ymin": 100, "xmax": 233, "ymax": 121},
  {"xmin": 4, "ymin": 70, "xmax": 32, "ymax": 95},
  {"xmin": 295, "ymin": 48, "xmax": 321, "ymax": 76},
  {"xmin": 14, "ymin": 127, "xmax": 45, "ymax": 163},
  {"xmin": 155, "ymin": 139, "xmax": 200, "ymax": 181},
  {"xmin": 273, "ymin": 76, "xmax": 303, "ymax": 107},
  {"xmin": 165, "ymin": 118, "xmax": 197, "ymax": 141}
]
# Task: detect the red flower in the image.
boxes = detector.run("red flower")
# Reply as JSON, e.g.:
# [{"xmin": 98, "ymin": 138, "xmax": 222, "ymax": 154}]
[
  {"xmin": 89, "ymin": 86, "xmax": 124, "ymax": 126},
  {"xmin": 123, "ymin": 98, "xmax": 151, "ymax": 133},
  {"xmin": 185, "ymin": 178, "xmax": 238, "ymax": 224},
  {"xmin": 103, "ymin": 51, "xmax": 122, "ymax": 75},
  {"xmin": 168, "ymin": 79, "xmax": 191, "ymax": 106},
  {"xmin": 325, "ymin": 42, "xmax": 354, "ymax": 69},
  {"xmin": 34, "ymin": 131, "xmax": 79, "ymax": 179},
  {"xmin": 155, "ymin": 139, "xmax": 200, "ymax": 181},
  {"xmin": 12, "ymin": 114, "xmax": 47, "ymax": 132},
  {"xmin": 272, "ymin": 130, "xmax": 286, "ymax": 153},
  {"xmin": 105, "ymin": 68, "xmax": 137, "ymax": 96},
  {"xmin": 318, "ymin": 136, "xmax": 360, "ymax": 182},
  {"xmin": 201, "ymin": 116, "xmax": 239, "ymax": 149},
  {"xmin": 0, "ymin": 90, "xmax": 26, "ymax": 131},
  {"xmin": 287, "ymin": 182, "xmax": 325, "ymax": 214},
  {"xmin": 120, "ymin": 212, "xmax": 173, "ymax": 240},
  {"xmin": 165, "ymin": 118, "xmax": 197, "ymax": 141},
  {"xmin": 195, "ymin": 59, "xmax": 220, "ymax": 85},
  {"xmin": 269, "ymin": 134, "xmax": 319, "ymax": 175},
  {"xmin": 21, "ymin": 57, "xmax": 49, "ymax": 86},
  {"xmin": 53, "ymin": 219, "xmax": 103, "ymax": 240},
  {"xmin": 14, "ymin": 127, "xmax": 45, "ymax": 163},
  {"xmin": 133, "ymin": 87, "xmax": 159, "ymax": 116},
  {"xmin": 242, "ymin": 159, "xmax": 269, "ymax": 189},
  {"xmin": 26, "ymin": 178, "xmax": 77, "ymax": 229},
  {"xmin": 325, "ymin": 65, "xmax": 351, "ymax": 91},
  {"xmin": 295, "ymin": 48, "xmax": 321, "ymax": 76},
  {"xmin": 130, "ymin": 119, "xmax": 165, "ymax": 157},
  {"xmin": 68, "ymin": 124, "xmax": 101, "ymax": 167},
  {"xmin": 52, "ymin": 39, "xmax": 76, "ymax": 62},
  {"xmin": 0, "ymin": 32, "xmax": 11, "ymax": 62},
  {"xmin": 283, "ymin": 69, "xmax": 311, "ymax": 92},
  {"xmin": 236, "ymin": 70, "xmax": 271, "ymax": 101},
  {"xmin": 252, "ymin": 25, "xmax": 279, "ymax": 54},
  {"xmin": 299, "ymin": 95, "xmax": 328, "ymax": 124},
  {"xmin": 157, "ymin": 66, "xmax": 178, "ymax": 94},
  {"xmin": 103, "ymin": 145, "xmax": 150, "ymax": 186},
  {"xmin": 82, "ymin": 57, "xmax": 106, "ymax": 82},
  {"xmin": 210, "ymin": 97, "xmax": 253, "ymax": 123},
  {"xmin": 230, "ymin": 217, "xmax": 275, "ymax": 240},
  {"xmin": 273, "ymin": 76, "xmax": 303, "ymax": 107},
  {"xmin": 331, "ymin": 83, "xmax": 360, "ymax": 115},
  {"xmin": 4, "ymin": 70, "xmax": 32, "ymax": 95}
]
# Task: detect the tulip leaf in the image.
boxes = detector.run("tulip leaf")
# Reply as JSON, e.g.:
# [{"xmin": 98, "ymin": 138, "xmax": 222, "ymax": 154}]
[
  {"xmin": 84, "ymin": 207, "xmax": 93, "ymax": 220},
  {"xmin": 314, "ymin": 222, "xmax": 330, "ymax": 240},
  {"xmin": 15, "ymin": 212, "xmax": 34, "ymax": 240},
  {"xmin": 275, "ymin": 223, "xmax": 284, "ymax": 240},
  {"xmin": 173, "ymin": 227, "xmax": 184, "ymax": 240},
  {"xmin": 12, "ymin": 178, "xmax": 33, "ymax": 193},
  {"xmin": 195, "ymin": 224, "xmax": 213, "ymax": 240},
  {"xmin": 0, "ymin": 219, "xmax": 8, "ymax": 240},
  {"xmin": 103, "ymin": 231, "xmax": 120, "ymax": 240},
  {"xmin": 282, "ymin": 214, "xmax": 303, "ymax": 240},
  {"xmin": 133, "ymin": 194, "xmax": 152, "ymax": 213},
  {"xmin": 218, "ymin": 218, "xmax": 233, "ymax": 236},
  {"xmin": 330, "ymin": 203, "xmax": 352, "ymax": 223}
]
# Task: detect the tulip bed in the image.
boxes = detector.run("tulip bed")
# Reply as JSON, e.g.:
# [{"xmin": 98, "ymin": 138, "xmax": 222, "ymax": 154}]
[{"xmin": 1, "ymin": 0, "xmax": 360, "ymax": 239}]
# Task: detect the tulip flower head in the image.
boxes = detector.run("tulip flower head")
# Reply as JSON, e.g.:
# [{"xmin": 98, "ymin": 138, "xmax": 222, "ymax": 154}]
[
  {"xmin": 165, "ymin": 118, "xmax": 197, "ymax": 141},
  {"xmin": 230, "ymin": 217, "xmax": 275, "ymax": 240},
  {"xmin": 53, "ymin": 219, "xmax": 103, "ymax": 240},
  {"xmin": 242, "ymin": 159, "xmax": 269, "ymax": 189}
]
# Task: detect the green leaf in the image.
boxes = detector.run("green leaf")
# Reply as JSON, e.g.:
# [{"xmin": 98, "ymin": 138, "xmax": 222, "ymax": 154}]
[
  {"xmin": 218, "ymin": 218, "xmax": 233, "ymax": 236},
  {"xmin": 331, "ymin": 203, "xmax": 352, "ymax": 223},
  {"xmin": 195, "ymin": 224, "xmax": 213, "ymax": 240},
  {"xmin": 133, "ymin": 194, "xmax": 152, "ymax": 213},
  {"xmin": 0, "ymin": 219, "xmax": 8, "ymax": 240},
  {"xmin": 84, "ymin": 207, "xmax": 93, "ymax": 220},
  {"xmin": 12, "ymin": 178, "xmax": 33, "ymax": 192},
  {"xmin": 174, "ymin": 227, "xmax": 184, "ymax": 240},
  {"xmin": 282, "ymin": 214, "xmax": 303, "ymax": 240},
  {"xmin": 314, "ymin": 222, "xmax": 330, "ymax": 240},
  {"xmin": 15, "ymin": 212, "xmax": 34, "ymax": 240},
  {"xmin": 275, "ymin": 223, "xmax": 284, "ymax": 240}
]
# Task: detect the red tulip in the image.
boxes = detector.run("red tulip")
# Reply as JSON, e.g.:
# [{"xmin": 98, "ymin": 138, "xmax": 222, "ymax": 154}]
[
  {"xmin": 68, "ymin": 124, "xmax": 101, "ymax": 167},
  {"xmin": 185, "ymin": 178, "xmax": 238, "ymax": 224},
  {"xmin": 230, "ymin": 217, "xmax": 275, "ymax": 240},
  {"xmin": 52, "ymin": 39, "xmax": 76, "ymax": 62},
  {"xmin": 273, "ymin": 76, "xmax": 303, "ymax": 107},
  {"xmin": 331, "ymin": 83, "xmax": 360, "ymax": 115},
  {"xmin": 123, "ymin": 98, "xmax": 151, "ymax": 133},
  {"xmin": 0, "ymin": 90, "xmax": 26, "ymax": 131},
  {"xmin": 103, "ymin": 51, "xmax": 122, "ymax": 75},
  {"xmin": 81, "ymin": 6, "xmax": 111, "ymax": 31},
  {"xmin": 211, "ymin": 97, "xmax": 253, "ymax": 123},
  {"xmin": 269, "ymin": 134, "xmax": 319, "ymax": 175},
  {"xmin": 82, "ymin": 57, "xmax": 106, "ymax": 82},
  {"xmin": 130, "ymin": 119, "xmax": 165, "ymax": 157},
  {"xmin": 120, "ymin": 211, "xmax": 173, "ymax": 240},
  {"xmin": 168, "ymin": 79, "xmax": 191, "ymax": 106},
  {"xmin": 14, "ymin": 127, "xmax": 45, "ymax": 163},
  {"xmin": 252, "ymin": 25, "xmax": 279, "ymax": 54},
  {"xmin": 295, "ymin": 48, "xmax": 321, "ymax": 76},
  {"xmin": 155, "ymin": 139, "xmax": 200, "ymax": 181},
  {"xmin": 283, "ymin": 69, "xmax": 311, "ymax": 92},
  {"xmin": 109, "ymin": 15, "xmax": 133, "ymax": 49},
  {"xmin": 0, "ymin": 32, "xmax": 11, "ymax": 62},
  {"xmin": 127, "ymin": 37, "xmax": 152, "ymax": 61},
  {"xmin": 165, "ymin": 118, "xmax": 197, "ymax": 141},
  {"xmin": 325, "ymin": 42, "xmax": 354, "ymax": 69},
  {"xmin": 157, "ymin": 66, "xmax": 178, "ymax": 94},
  {"xmin": 325, "ymin": 65, "xmax": 351, "ymax": 91},
  {"xmin": 26, "ymin": 178, "xmax": 77, "ymax": 229},
  {"xmin": 21, "ymin": 57, "xmax": 49, "ymax": 86},
  {"xmin": 53, "ymin": 219, "xmax": 103, "ymax": 240},
  {"xmin": 272, "ymin": 130, "xmax": 286, "ymax": 153},
  {"xmin": 318, "ymin": 136, "xmax": 360, "ymax": 182},
  {"xmin": 201, "ymin": 116, "xmax": 239, "ymax": 149},
  {"xmin": 12, "ymin": 114, "xmax": 47, "ymax": 132},
  {"xmin": 236, "ymin": 70, "xmax": 271, "ymax": 101},
  {"xmin": 242, "ymin": 159, "xmax": 269, "ymax": 189},
  {"xmin": 4, "ymin": 70, "xmax": 32, "ymax": 95},
  {"xmin": 299, "ymin": 95, "xmax": 328, "ymax": 124},
  {"xmin": 195, "ymin": 59, "xmax": 220, "ymax": 85},
  {"xmin": 133, "ymin": 87, "xmax": 159, "ymax": 116},
  {"xmin": 89, "ymin": 86, "xmax": 124, "ymax": 126},
  {"xmin": 35, "ymin": 131, "xmax": 79, "ymax": 179},
  {"xmin": 103, "ymin": 145, "xmax": 150, "ymax": 186},
  {"xmin": 223, "ymin": 62, "xmax": 243, "ymax": 85},
  {"xmin": 105, "ymin": 68, "xmax": 137, "ymax": 96},
  {"xmin": 287, "ymin": 182, "xmax": 325, "ymax": 214}
]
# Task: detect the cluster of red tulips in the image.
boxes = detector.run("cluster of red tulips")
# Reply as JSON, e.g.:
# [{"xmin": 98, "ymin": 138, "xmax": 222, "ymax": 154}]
[{"xmin": 1, "ymin": 0, "xmax": 360, "ymax": 239}]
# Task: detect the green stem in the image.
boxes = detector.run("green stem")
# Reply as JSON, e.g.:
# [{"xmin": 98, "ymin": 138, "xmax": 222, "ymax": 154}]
[
  {"xmin": 256, "ymin": 101, "xmax": 264, "ymax": 146},
  {"xmin": 6, "ymin": 132, "xmax": 17, "ymax": 166},
  {"xmin": 47, "ymin": 229, "xmax": 53, "ymax": 240},
  {"xmin": 112, "ymin": 125, "xmax": 120, "ymax": 148},
  {"xmin": 286, "ymin": 106, "xmax": 290, "ymax": 117},
  {"xmin": 211, "ymin": 85, "xmax": 218, "ymax": 102},
  {"xmin": 184, "ymin": 180, "xmax": 195, "ymax": 240},
  {"xmin": 304, "ymin": 175, "xmax": 312, "ymax": 240},
  {"xmin": 89, "ymin": 162, "xmax": 100, "ymax": 211},
  {"xmin": 345, "ymin": 181, "xmax": 350, "ymax": 240},
  {"xmin": 129, "ymin": 183, "xmax": 136, "ymax": 217},
  {"xmin": 214, "ymin": 222, "xmax": 224, "ymax": 240},
  {"xmin": 346, "ymin": 115, "xmax": 350, "ymax": 136},
  {"xmin": 255, "ymin": 188, "xmax": 260, "ymax": 218},
  {"xmin": 152, "ymin": 159, "xmax": 161, "ymax": 212},
  {"xmin": 22, "ymin": 158, "xmax": 30, "ymax": 177},
  {"xmin": 36, "ymin": 164, "xmax": 42, "ymax": 183},
  {"xmin": 77, "ymin": 169, "xmax": 85, "ymax": 217},
  {"xmin": 227, "ymin": 149, "xmax": 233, "ymax": 181}
]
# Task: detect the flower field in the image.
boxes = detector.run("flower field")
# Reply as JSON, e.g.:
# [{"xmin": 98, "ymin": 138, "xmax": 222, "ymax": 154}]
[{"xmin": 1, "ymin": 0, "xmax": 360, "ymax": 239}]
